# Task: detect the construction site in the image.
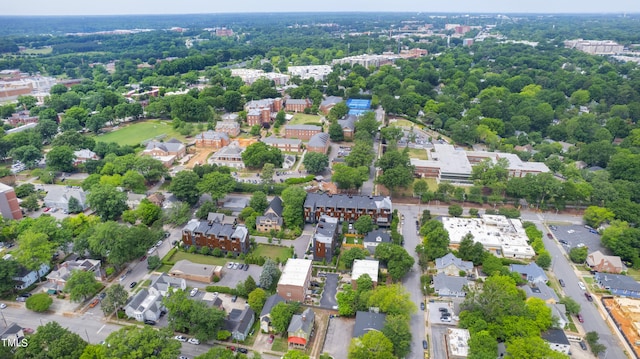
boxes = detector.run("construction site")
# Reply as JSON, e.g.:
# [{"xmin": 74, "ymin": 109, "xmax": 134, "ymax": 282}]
[{"xmin": 602, "ymin": 296, "xmax": 640, "ymax": 358}]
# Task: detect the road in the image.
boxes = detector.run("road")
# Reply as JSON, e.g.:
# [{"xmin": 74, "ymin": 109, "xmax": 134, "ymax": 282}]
[{"xmin": 398, "ymin": 206, "xmax": 426, "ymax": 359}]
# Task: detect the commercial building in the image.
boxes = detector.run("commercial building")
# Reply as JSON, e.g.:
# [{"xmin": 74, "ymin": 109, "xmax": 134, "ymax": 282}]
[
  {"xmin": 410, "ymin": 144, "xmax": 549, "ymax": 183},
  {"xmin": 181, "ymin": 215, "xmax": 249, "ymax": 255},
  {"xmin": 277, "ymin": 258, "xmax": 312, "ymax": 302},
  {"xmin": 231, "ymin": 69, "xmax": 289, "ymax": 86},
  {"xmin": 0, "ymin": 183, "xmax": 22, "ymax": 220},
  {"xmin": 304, "ymin": 193, "xmax": 393, "ymax": 226},
  {"xmin": 168, "ymin": 260, "xmax": 221, "ymax": 283},
  {"xmin": 284, "ymin": 124, "xmax": 322, "ymax": 141},
  {"xmin": 446, "ymin": 328, "xmax": 470, "ymax": 359},
  {"xmin": 443, "ymin": 215, "xmax": 535, "ymax": 259},
  {"xmin": 312, "ymin": 215, "xmax": 339, "ymax": 262},
  {"xmin": 288, "ymin": 65, "xmax": 332, "ymax": 81},
  {"xmin": 351, "ymin": 259, "xmax": 379, "ymax": 288},
  {"xmin": 564, "ymin": 39, "xmax": 624, "ymax": 55}
]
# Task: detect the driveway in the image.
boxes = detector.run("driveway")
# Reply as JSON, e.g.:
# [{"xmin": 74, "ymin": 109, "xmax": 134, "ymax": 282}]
[
  {"xmin": 322, "ymin": 316, "xmax": 354, "ymax": 359},
  {"xmin": 319, "ymin": 273, "xmax": 338, "ymax": 309}
]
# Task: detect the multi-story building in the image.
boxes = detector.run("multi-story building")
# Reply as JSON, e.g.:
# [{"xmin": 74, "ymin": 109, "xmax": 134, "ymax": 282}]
[
  {"xmin": 215, "ymin": 120, "xmax": 241, "ymax": 138},
  {"xmin": 195, "ymin": 130, "xmax": 230, "ymax": 149},
  {"xmin": 312, "ymin": 215, "xmax": 339, "ymax": 262},
  {"xmin": 6, "ymin": 110, "xmax": 38, "ymax": 127},
  {"xmin": 0, "ymin": 183, "xmax": 22, "ymax": 220},
  {"xmin": 288, "ymin": 65, "xmax": 333, "ymax": 81},
  {"xmin": 307, "ymin": 132, "xmax": 330, "ymax": 154},
  {"xmin": 141, "ymin": 138, "xmax": 186, "ymax": 167},
  {"xmin": 337, "ymin": 115, "xmax": 357, "ymax": 139},
  {"xmin": 564, "ymin": 39, "xmax": 624, "ymax": 55},
  {"xmin": 209, "ymin": 142, "xmax": 245, "ymax": 169},
  {"xmin": 303, "ymin": 193, "xmax": 393, "ymax": 226},
  {"xmin": 244, "ymin": 98, "xmax": 283, "ymax": 126},
  {"xmin": 260, "ymin": 137, "xmax": 302, "ymax": 153},
  {"xmin": 285, "ymin": 98, "xmax": 312, "ymax": 113},
  {"xmin": 73, "ymin": 149, "xmax": 99, "ymax": 166},
  {"xmin": 181, "ymin": 215, "xmax": 249, "ymax": 255},
  {"xmin": 277, "ymin": 259, "xmax": 312, "ymax": 302},
  {"xmin": 256, "ymin": 197, "xmax": 284, "ymax": 233},
  {"xmin": 319, "ymin": 96, "xmax": 344, "ymax": 115},
  {"xmin": 284, "ymin": 125, "xmax": 322, "ymax": 141}
]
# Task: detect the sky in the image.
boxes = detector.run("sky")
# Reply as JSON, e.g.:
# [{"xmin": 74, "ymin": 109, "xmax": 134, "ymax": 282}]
[{"xmin": 3, "ymin": 0, "xmax": 640, "ymax": 16}]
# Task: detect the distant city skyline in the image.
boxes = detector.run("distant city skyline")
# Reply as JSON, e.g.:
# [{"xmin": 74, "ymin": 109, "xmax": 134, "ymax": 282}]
[{"xmin": 4, "ymin": 0, "xmax": 640, "ymax": 16}]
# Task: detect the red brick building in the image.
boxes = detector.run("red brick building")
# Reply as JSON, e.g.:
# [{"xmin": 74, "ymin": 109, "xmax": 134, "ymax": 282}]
[
  {"xmin": 307, "ymin": 132, "xmax": 330, "ymax": 154},
  {"xmin": 303, "ymin": 193, "xmax": 393, "ymax": 227},
  {"xmin": 285, "ymin": 125, "xmax": 322, "ymax": 141},
  {"xmin": 181, "ymin": 215, "xmax": 249, "ymax": 255},
  {"xmin": 195, "ymin": 131, "xmax": 230, "ymax": 149},
  {"xmin": 285, "ymin": 98, "xmax": 312, "ymax": 113},
  {"xmin": 0, "ymin": 183, "xmax": 22, "ymax": 220}
]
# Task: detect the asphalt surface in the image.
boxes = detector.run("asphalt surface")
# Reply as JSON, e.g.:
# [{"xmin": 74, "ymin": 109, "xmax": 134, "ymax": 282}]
[{"xmin": 319, "ymin": 273, "xmax": 338, "ymax": 309}]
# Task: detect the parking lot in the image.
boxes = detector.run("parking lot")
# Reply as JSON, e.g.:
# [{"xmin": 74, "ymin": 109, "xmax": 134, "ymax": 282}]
[
  {"xmin": 427, "ymin": 301, "xmax": 457, "ymax": 326},
  {"xmin": 551, "ymin": 225, "xmax": 607, "ymax": 254},
  {"xmin": 322, "ymin": 316, "xmax": 354, "ymax": 359},
  {"xmin": 214, "ymin": 264, "xmax": 262, "ymax": 288}
]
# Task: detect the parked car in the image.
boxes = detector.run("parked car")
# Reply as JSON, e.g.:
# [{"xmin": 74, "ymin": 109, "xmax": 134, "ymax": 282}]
[
  {"xmin": 0, "ymin": 303, "xmax": 6, "ymax": 309},
  {"xmin": 143, "ymin": 320, "xmax": 156, "ymax": 325},
  {"xmin": 423, "ymin": 340, "xmax": 428, "ymax": 349},
  {"xmin": 147, "ymin": 247, "xmax": 156, "ymax": 255},
  {"xmin": 174, "ymin": 335, "xmax": 187, "ymax": 342},
  {"xmin": 420, "ymin": 302, "xmax": 425, "ymax": 311},
  {"xmin": 16, "ymin": 297, "xmax": 26, "ymax": 302},
  {"xmin": 19, "ymin": 293, "xmax": 31, "ymax": 298},
  {"xmin": 232, "ymin": 263, "xmax": 239, "ymax": 270},
  {"xmin": 140, "ymin": 255, "xmax": 147, "ymax": 262},
  {"xmin": 227, "ymin": 346, "xmax": 236, "ymax": 351},
  {"xmin": 187, "ymin": 338, "xmax": 200, "ymax": 345},
  {"xmin": 585, "ymin": 293, "xmax": 593, "ymax": 302},
  {"xmin": 577, "ymin": 314, "xmax": 584, "ymax": 323},
  {"xmin": 440, "ymin": 316, "xmax": 451, "ymax": 322},
  {"xmin": 559, "ymin": 279, "xmax": 565, "ymax": 287},
  {"xmin": 156, "ymin": 240, "xmax": 163, "ymax": 247},
  {"xmin": 439, "ymin": 307, "xmax": 449, "ymax": 313},
  {"xmin": 578, "ymin": 282, "xmax": 586, "ymax": 291},
  {"xmin": 129, "ymin": 282, "xmax": 137, "ymax": 289},
  {"xmin": 268, "ymin": 335, "xmax": 274, "ymax": 344},
  {"xmin": 547, "ymin": 233, "xmax": 553, "ymax": 239},
  {"xmin": 559, "ymin": 239, "xmax": 569, "ymax": 245},
  {"xmin": 226, "ymin": 262, "xmax": 234, "ymax": 269},
  {"xmin": 238, "ymin": 264, "xmax": 244, "ymax": 270},
  {"xmin": 119, "ymin": 274, "xmax": 127, "ymax": 281},
  {"xmin": 244, "ymin": 264, "xmax": 249, "ymax": 271},
  {"xmin": 237, "ymin": 348, "xmax": 248, "ymax": 354},
  {"xmin": 23, "ymin": 328, "xmax": 34, "ymax": 334},
  {"xmin": 579, "ymin": 341, "xmax": 587, "ymax": 350},
  {"xmin": 231, "ymin": 295, "xmax": 238, "ymax": 302},
  {"xmin": 89, "ymin": 299, "xmax": 99, "ymax": 308},
  {"xmin": 190, "ymin": 288, "xmax": 199, "ymax": 297}
]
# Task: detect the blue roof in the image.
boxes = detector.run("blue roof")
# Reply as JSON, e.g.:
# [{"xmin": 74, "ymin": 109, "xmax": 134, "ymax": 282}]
[{"xmin": 346, "ymin": 98, "xmax": 371, "ymax": 109}]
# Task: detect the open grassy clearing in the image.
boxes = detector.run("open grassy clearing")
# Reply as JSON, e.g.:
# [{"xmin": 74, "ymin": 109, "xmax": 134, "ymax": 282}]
[
  {"xmin": 94, "ymin": 120, "xmax": 186, "ymax": 146},
  {"xmin": 167, "ymin": 251, "xmax": 231, "ymax": 266},
  {"xmin": 253, "ymin": 245, "xmax": 292, "ymax": 262},
  {"xmin": 288, "ymin": 113, "xmax": 323, "ymax": 126},
  {"xmin": 407, "ymin": 148, "xmax": 428, "ymax": 160},
  {"xmin": 390, "ymin": 118, "xmax": 421, "ymax": 128}
]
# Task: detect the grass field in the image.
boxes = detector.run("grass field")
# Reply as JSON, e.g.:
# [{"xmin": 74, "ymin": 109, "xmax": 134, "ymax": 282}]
[
  {"xmin": 168, "ymin": 251, "xmax": 231, "ymax": 266},
  {"xmin": 390, "ymin": 118, "xmax": 421, "ymax": 128},
  {"xmin": 95, "ymin": 120, "xmax": 186, "ymax": 146},
  {"xmin": 253, "ymin": 244, "xmax": 292, "ymax": 262},
  {"xmin": 407, "ymin": 148, "xmax": 428, "ymax": 160},
  {"xmin": 20, "ymin": 47, "xmax": 53, "ymax": 55},
  {"xmin": 288, "ymin": 113, "xmax": 324, "ymax": 126}
]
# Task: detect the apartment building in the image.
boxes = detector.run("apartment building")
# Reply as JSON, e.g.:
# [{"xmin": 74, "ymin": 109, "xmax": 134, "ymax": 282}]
[
  {"xmin": 215, "ymin": 120, "xmax": 241, "ymax": 137},
  {"xmin": 181, "ymin": 215, "xmax": 249, "ymax": 254},
  {"xmin": 285, "ymin": 98, "xmax": 312, "ymax": 113},
  {"xmin": 284, "ymin": 124, "xmax": 322, "ymax": 140},
  {"xmin": 303, "ymin": 193, "xmax": 393, "ymax": 226},
  {"xmin": 312, "ymin": 215, "xmax": 339, "ymax": 262},
  {"xmin": 277, "ymin": 259, "xmax": 312, "ymax": 302},
  {"xmin": 307, "ymin": 132, "xmax": 330, "ymax": 154}
]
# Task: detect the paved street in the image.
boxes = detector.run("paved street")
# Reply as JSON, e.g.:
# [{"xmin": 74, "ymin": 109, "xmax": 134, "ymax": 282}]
[{"xmin": 319, "ymin": 273, "xmax": 338, "ymax": 309}]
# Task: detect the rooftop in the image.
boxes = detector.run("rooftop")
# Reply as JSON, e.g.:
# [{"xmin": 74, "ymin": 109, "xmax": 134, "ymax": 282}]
[
  {"xmin": 352, "ymin": 259, "xmax": 379, "ymax": 283},
  {"xmin": 541, "ymin": 329, "xmax": 570, "ymax": 345},
  {"xmin": 353, "ymin": 311, "xmax": 386, "ymax": 338},
  {"xmin": 286, "ymin": 124, "xmax": 322, "ymax": 131},
  {"xmin": 279, "ymin": 259, "xmax": 312, "ymax": 287},
  {"xmin": 447, "ymin": 328, "xmax": 470, "ymax": 357},
  {"xmin": 308, "ymin": 132, "xmax": 330, "ymax": 147}
]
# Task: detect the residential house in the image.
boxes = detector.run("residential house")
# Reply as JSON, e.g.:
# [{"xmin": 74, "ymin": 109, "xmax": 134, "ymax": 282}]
[
  {"xmin": 285, "ymin": 125, "xmax": 322, "ymax": 141},
  {"xmin": 43, "ymin": 186, "xmax": 87, "ymax": 213},
  {"xmin": 435, "ymin": 253, "xmax": 473, "ymax": 276},
  {"xmin": 363, "ymin": 229, "xmax": 391, "ymax": 254},
  {"xmin": 595, "ymin": 273, "xmax": 640, "ymax": 299},
  {"xmin": 181, "ymin": 216, "xmax": 249, "ymax": 255},
  {"xmin": 319, "ymin": 96, "xmax": 343, "ymax": 115},
  {"xmin": 303, "ymin": 193, "xmax": 393, "ymax": 227},
  {"xmin": 307, "ymin": 132, "xmax": 330, "ymax": 154},
  {"xmin": 337, "ymin": 115, "xmax": 357, "ymax": 139},
  {"xmin": 209, "ymin": 142, "xmax": 245, "ymax": 169},
  {"xmin": 288, "ymin": 308, "xmax": 315, "ymax": 349},
  {"xmin": 285, "ymin": 98, "xmax": 312, "ymax": 113},
  {"xmin": 256, "ymin": 197, "xmax": 284, "ymax": 233},
  {"xmin": 45, "ymin": 258, "xmax": 101, "ymax": 292},
  {"xmin": 283, "ymin": 155, "xmax": 296, "ymax": 169},
  {"xmin": 142, "ymin": 138, "xmax": 186, "ymax": 167},
  {"xmin": 260, "ymin": 294, "xmax": 286, "ymax": 333},
  {"xmin": 124, "ymin": 273, "xmax": 185, "ymax": 322},
  {"xmin": 509, "ymin": 263, "xmax": 548, "ymax": 284},
  {"xmin": 0, "ymin": 323, "xmax": 25, "ymax": 343},
  {"xmin": 547, "ymin": 303, "xmax": 568, "ymax": 329},
  {"xmin": 541, "ymin": 329, "xmax": 571, "ymax": 355},
  {"xmin": 215, "ymin": 120, "xmax": 240, "ymax": 137},
  {"xmin": 587, "ymin": 250, "xmax": 624, "ymax": 274},
  {"xmin": 351, "ymin": 259, "xmax": 379, "ymax": 289},
  {"xmin": 200, "ymin": 291, "xmax": 224, "ymax": 309},
  {"xmin": 147, "ymin": 192, "xmax": 165, "ymax": 207},
  {"xmin": 73, "ymin": 149, "xmax": 98, "ymax": 166},
  {"xmin": 353, "ymin": 311, "xmax": 386, "ymax": 338},
  {"xmin": 169, "ymin": 260, "xmax": 221, "ymax": 284},
  {"xmin": 195, "ymin": 131, "xmax": 230, "ymax": 149},
  {"xmin": 261, "ymin": 137, "xmax": 302, "ymax": 153},
  {"xmin": 13, "ymin": 263, "xmax": 50, "ymax": 290},
  {"xmin": 277, "ymin": 259, "xmax": 312, "ymax": 302},
  {"xmin": 433, "ymin": 272, "xmax": 469, "ymax": 297},
  {"xmin": 224, "ymin": 306, "xmax": 255, "ymax": 341},
  {"xmin": 0, "ymin": 183, "xmax": 22, "ymax": 220},
  {"xmin": 524, "ymin": 282, "xmax": 559, "ymax": 304},
  {"xmin": 126, "ymin": 193, "xmax": 146, "ymax": 209},
  {"xmin": 312, "ymin": 215, "xmax": 339, "ymax": 262}
]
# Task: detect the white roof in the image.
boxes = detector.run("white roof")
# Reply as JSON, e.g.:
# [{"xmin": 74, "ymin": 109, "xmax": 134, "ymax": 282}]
[
  {"xmin": 447, "ymin": 328, "xmax": 470, "ymax": 357},
  {"xmin": 352, "ymin": 259, "xmax": 379, "ymax": 283},
  {"xmin": 278, "ymin": 259, "xmax": 312, "ymax": 287}
]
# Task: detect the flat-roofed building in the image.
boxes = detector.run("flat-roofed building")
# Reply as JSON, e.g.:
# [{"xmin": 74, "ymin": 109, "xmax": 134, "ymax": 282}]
[
  {"xmin": 443, "ymin": 215, "xmax": 535, "ymax": 259},
  {"xmin": 277, "ymin": 259, "xmax": 312, "ymax": 302},
  {"xmin": 288, "ymin": 65, "xmax": 332, "ymax": 81},
  {"xmin": 351, "ymin": 259, "xmax": 379, "ymax": 288},
  {"xmin": 446, "ymin": 328, "xmax": 470, "ymax": 359}
]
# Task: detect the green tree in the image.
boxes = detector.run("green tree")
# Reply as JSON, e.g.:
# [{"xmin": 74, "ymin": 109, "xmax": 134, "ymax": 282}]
[
  {"xmin": 21, "ymin": 193, "xmax": 41, "ymax": 212},
  {"xmin": 67, "ymin": 196, "xmax": 84, "ymax": 213},
  {"xmin": 25, "ymin": 292, "xmax": 53, "ymax": 312},
  {"xmin": 103, "ymin": 326, "xmax": 181, "ymax": 359},
  {"xmin": 86, "ymin": 184, "xmax": 128, "ymax": 221},
  {"xmin": 374, "ymin": 243, "xmax": 414, "ymax": 281},
  {"xmin": 195, "ymin": 347, "xmax": 236, "ymax": 359},
  {"xmin": 354, "ymin": 112, "xmax": 379, "ymax": 138},
  {"xmin": 505, "ymin": 336, "xmax": 567, "ymax": 359},
  {"xmin": 558, "ymin": 296, "xmax": 581, "ymax": 315},
  {"xmin": 569, "ymin": 246, "xmax": 588, "ymax": 264},
  {"xmin": 328, "ymin": 102, "xmax": 349, "ymax": 121},
  {"xmin": 242, "ymin": 142, "xmax": 283, "ymax": 169},
  {"xmin": 101, "ymin": 284, "xmax": 129, "ymax": 316},
  {"xmin": 15, "ymin": 230, "xmax": 54, "ymax": 273},
  {"xmin": 303, "ymin": 152, "xmax": 329, "ymax": 174},
  {"xmin": 163, "ymin": 289, "xmax": 226, "ymax": 341},
  {"xmin": 448, "ymin": 204, "xmax": 463, "ymax": 217},
  {"xmin": 382, "ymin": 314, "xmax": 411, "ymax": 358},
  {"xmin": 66, "ymin": 269, "xmax": 102, "ymax": 302},
  {"xmin": 15, "ymin": 321, "xmax": 87, "ymax": 359},
  {"xmin": 0, "ymin": 259, "xmax": 18, "ymax": 296},
  {"xmin": 136, "ymin": 199, "xmax": 162, "ymax": 226},
  {"xmin": 282, "ymin": 351, "xmax": 310, "ymax": 359},
  {"xmin": 418, "ymin": 220, "xmax": 450, "ymax": 262},
  {"xmin": 341, "ymin": 247, "xmax": 368, "ymax": 269},
  {"xmin": 376, "ymin": 166, "xmax": 414, "ymax": 196},
  {"xmin": 14, "ymin": 183, "xmax": 35, "ymax": 198},
  {"xmin": 169, "ymin": 171, "xmax": 202, "ymax": 206},
  {"xmin": 197, "ymin": 172, "xmax": 236, "ymax": 205},
  {"xmin": 281, "ymin": 186, "xmax": 307, "ymax": 229},
  {"xmin": 535, "ymin": 251, "xmax": 552, "ymax": 269},
  {"xmin": 345, "ymin": 141, "xmax": 374, "ymax": 168},
  {"xmin": 380, "ymin": 127, "xmax": 403, "ymax": 145},
  {"xmin": 583, "ymin": 206, "xmax": 614, "ymax": 228},
  {"xmin": 468, "ymin": 330, "xmax": 498, "ymax": 359},
  {"xmin": 261, "ymin": 163, "xmax": 275, "ymax": 184},
  {"xmin": 457, "ymin": 234, "xmax": 486, "ymax": 266},
  {"xmin": 147, "ymin": 255, "xmax": 161, "ymax": 270},
  {"xmin": 413, "ymin": 179, "xmax": 429, "ymax": 201},
  {"xmin": 332, "ymin": 164, "xmax": 369, "ymax": 191},
  {"xmin": 35, "ymin": 119, "xmax": 59, "ymax": 141},
  {"xmin": 585, "ymin": 331, "xmax": 606, "ymax": 356},
  {"xmin": 329, "ymin": 122, "xmax": 344, "ymax": 141},
  {"xmin": 46, "ymin": 145, "xmax": 75, "ymax": 172},
  {"xmin": 366, "ymin": 284, "xmax": 416, "ymax": 317},
  {"xmin": 353, "ymin": 215, "xmax": 373, "ymax": 234},
  {"xmin": 348, "ymin": 330, "xmax": 395, "ymax": 359},
  {"xmin": 122, "ymin": 170, "xmax": 147, "ymax": 194},
  {"xmin": 259, "ymin": 259, "xmax": 281, "ymax": 291},
  {"xmin": 248, "ymin": 288, "xmax": 267, "ymax": 313},
  {"xmin": 270, "ymin": 302, "xmax": 297, "ymax": 334},
  {"xmin": 249, "ymin": 191, "xmax": 269, "ymax": 213}
]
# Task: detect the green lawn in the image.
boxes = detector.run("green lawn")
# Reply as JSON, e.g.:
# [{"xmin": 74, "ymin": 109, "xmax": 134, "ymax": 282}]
[
  {"xmin": 288, "ymin": 113, "xmax": 324, "ymax": 126},
  {"xmin": 168, "ymin": 251, "xmax": 232, "ymax": 266},
  {"xmin": 627, "ymin": 267, "xmax": 640, "ymax": 281},
  {"xmin": 270, "ymin": 336, "xmax": 288, "ymax": 352},
  {"xmin": 95, "ymin": 120, "xmax": 186, "ymax": 146},
  {"xmin": 253, "ymin": 245, "xmax": 292, "ymax": 262},
  {"xmin": 390, "ymin": 118, "xmax": 421, "ymax": 128},
  {"xmin": 407, "ymin": 148, "xmax": 428, "ymax": 160},
  {"xmin": 20, "ymin": 47, "xmax": 53, "ymax": 55}
]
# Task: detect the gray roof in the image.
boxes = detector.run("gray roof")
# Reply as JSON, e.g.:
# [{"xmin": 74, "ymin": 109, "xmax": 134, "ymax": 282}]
[
  {"xmin": 287, "ymin": 99, "xmax": 310, "ymax": 106},
  {"xmin": 266, "ymin": 196, "xmax": 283, "ymax": 217},
  {"xmin": 363, "ymin": 229, "xmax": 391, "ymax": 244},
  {"xmin": 225, "ymin": 307, "xmax": 255, "ymax": 334},
  {"xmin": 304, "ymin": 193, "xmax": 392, "ymax": 212},
  {"xmin": 246, "ymin": 98, "xmax": 279, "ymax": 109},
  {"xmin": 308, "ymin": 132, "xmax": 330, "ymax": 148},
  {"xmin": 261, "ymin": 136, "xmax": 302, "ymax": 146},
  {"xmin": 524, "ymin": 282, "xmax": 559, "ymax": 303},
  {"xmin": 260, "ymin": 294, "xmax": 285, "ymax": 318},
  {"xmin": 287, "ymin": 124, "xmax": 322, "ymax": 131},
  {"xmin": 145, "ymin": 139, "xmax": 184, "ymax": 152},
  {"xmin": 44, "ymin": 186, "xmax": 86, "ymax": 206},
  {"xmin": 541, "ymin": 329, "xmax": 570, "ymax": 345},
  {"xmin": 509, "ymin": 263, "xmax": 548, "ymax": 283},
  {"xmin": 353, "ymin": 311, "xmax": 386, "ymax": 338},
  {"xmin": 435, "ymin": 253, "xmax": 473, "ymax": 272},
  {"xmin": 338, "ymin": 115, "xmax": 357, "ymax": 131},
  {"xmin": 212, "ymin": 143, "xmax": 244, "ymax": 158},
  {"xmin": 207, "ymin": 213, "xmax": 237, "ymax": 225},
  {"xmin": 321, "ymin": 96, "xmax": 343, "ymax": 107},
  {"xmin": 0, "ymin": 323, "xmax": 23, "ymax": 339},
  {"xmin": 183, "ymin": 219, "xmax": 248, "ymax": 242},
  {"xmin": 433, "ymin": 272, "xmax": 469, "ymax": 293},
  {"xmin": 256, "ymin": 213, "xmax": 283, "ymax": 227},
  {"xmin": 595, "ymin": 273, "xmax": 640, "ymax": 292},
  {"xmin": 288, "ymin": 308, "xmax": 315, "ymax": 335},
  {"xmin": 198, "ymin": 130, "xmax": 230, "ymax": 141},
  {"xmin": 314, "ymin": 217, "xmax": 338, "ymax": 244}
]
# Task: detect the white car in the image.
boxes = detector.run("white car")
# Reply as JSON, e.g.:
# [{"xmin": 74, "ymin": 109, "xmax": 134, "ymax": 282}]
[
  {"xmin": 232, "ymin": 263, "xmax": 239, "ymax": 270},
  {"xmin": 174, "ymin": 335, "xmax": 187, "ymax": 342},
  {"xmin": 226, "ymin": 262, "xmax": 234, "ymax": 269},
  {"xmin": 0, "ymin": 303, "xmax": 6, "ymax": 309},
  {"xmin": 147, "ymin": 247, "xmax": 156, "ymax": 255},
  {"xmin": 578, "ymin": 282, "xmax": 586, "ymax": 290},
  {"xmin": 187, "ymin": 338, "xmax": 200, "ymax": 345},
  {"xmin": 156, "ymin": 240, "xmax": 163, "ymax": 247},
  {"xmin": 189, "ymin": 288, "xmax": 199, "ymax": 297}
]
